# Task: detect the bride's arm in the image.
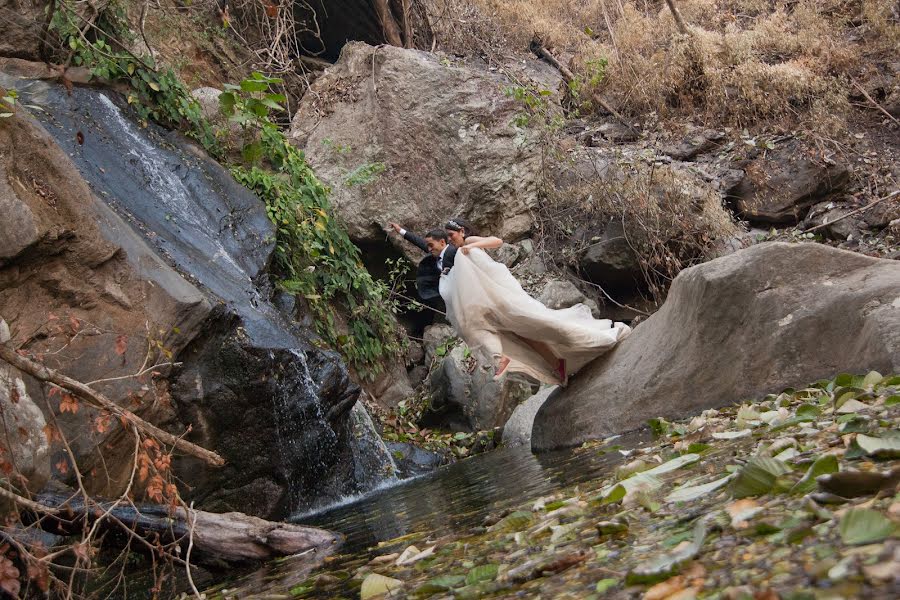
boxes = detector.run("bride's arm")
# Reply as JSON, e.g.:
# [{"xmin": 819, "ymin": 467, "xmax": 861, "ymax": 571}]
[{"xmin": 461, "ymin": 236, "xmax": 503, "ymax": 253}]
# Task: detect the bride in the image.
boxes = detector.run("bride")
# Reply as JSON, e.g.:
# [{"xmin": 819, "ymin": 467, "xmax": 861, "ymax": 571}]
[{"xmin": 440, "ymin": 218, "xmax": 631, "ymax": 386}]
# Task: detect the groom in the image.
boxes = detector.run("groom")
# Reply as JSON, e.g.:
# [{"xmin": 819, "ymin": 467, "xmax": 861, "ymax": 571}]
[{"xmin": 389, "ymin": 222, "xmax": 457, "ymax": 332}]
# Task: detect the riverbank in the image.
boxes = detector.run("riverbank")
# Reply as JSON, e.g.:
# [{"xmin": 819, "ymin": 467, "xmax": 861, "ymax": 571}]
[{"xmin": 208, "ymin": 372, "xmax": 899, "ymax": 598}]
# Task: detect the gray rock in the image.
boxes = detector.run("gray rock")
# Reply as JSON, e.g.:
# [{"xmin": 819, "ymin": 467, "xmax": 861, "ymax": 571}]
[
  {"xmin": 422, "ymin": 344, "xmax": 536, "ymax": 431},
  {"xmin": 492, "ymin": 243, "xmax": 522, "ymax": 268},
  {"xmin": 532, "ymin": 242, "xmax": 900, "ymax": 451},
  {"xmin": 0, "ymin": 0, "xmax": 47, "ymax": 60},
  {"xmin": 407, "ymin": 341, "xmax": 425, "ymax": 365},
  {"xmin": 663, "ymin": 128, "xmax": 725, "ymax": 161},
  {"xmin": 598, "ymin": 122, "xmax": 639, "ymax": 143},
  {"xmin": 0, "ymin": 363, "xmax": 51, "ymax": 499},
  {"xmin": 802, "ymin": 201, "xmax": 865, "ymax": 240},
  {"xmin": 407, "ymin": 365, "xmax": 429, "ymax": 389},
  {"xmin": 368, "ymin": 362, "xmax": 414, "ymax": 409},
  {"xmin": 385, "ymin": 442, "xmax": 447, "ymax": 478},
  {"xmin": 289, "ymin": 42, "xmax": 542, "ymax": 243},
  {"xmin": 502, "ymin": 386, "xmax": 556, "ymax": 447},
  {"xmin": 579, "ymin": 219, "xmax": 643, "ymax": 295},
  {"xmin": 538, "ymin": 280, "xmax": 599, "ymax": 315},
  {"xmin": 0, "ymin": 161, "xmax": 40, "ymax": 263},
  {"xmin": 190, "ymin": 87, "xmax": 224, "ymax": 121},
  {"xmin": 423, "ymin": 324, "xmax": 455, "ymax": 364},
  {"xmin": 730, "ymin": 140, "xmax": 849, "ymax": 224}
]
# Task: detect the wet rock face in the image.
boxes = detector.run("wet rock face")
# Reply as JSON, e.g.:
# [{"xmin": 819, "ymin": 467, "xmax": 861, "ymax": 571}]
[
  {"xmin": 288, "ymin": 42, "xmax": 543, "ymax": 245},
  {"xmin": 171, "ymin": 328, "xmax": 361, "ymax": 517},
  {"xmin": 1, "ymin": 74, "xmax": 374, "ymax": 519},
  {"xmin": 729, "ymin": 140, "xmax": 849, "ymax": 224},
  {"xmin": 532, "ymin": 242, "xmax": 900, "ymax": 451}
]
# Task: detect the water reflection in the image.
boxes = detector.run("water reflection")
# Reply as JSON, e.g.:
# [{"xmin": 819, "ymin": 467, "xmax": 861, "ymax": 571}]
[{"xmin": 295, "ymin": 431, "xmax": 650, "ymax": 552}]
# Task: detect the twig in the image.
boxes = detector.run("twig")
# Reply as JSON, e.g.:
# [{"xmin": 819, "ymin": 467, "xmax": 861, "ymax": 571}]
[
  {"xmin": 0, "ymin": 486, "xmax": 62, "ymax": 515},
  {"xmin": 529, "ymin": 37, "xmax": 638, "ymax": 136},
  {"xmin": 851, "ymin": 79, "xmax": 900, "ymax": 127},
  {"xmin": 576, "ymin": 277, "xmax": 652, "ymax": 317},
  {"xmin": 664, "ymin": 0, "xmax": 692, "ymax": 36},
  {"xmin": 184, "ymin": 501, "xmax": 201, "ymax": 599},
  {"xmin": 804, "ymin": 190, "xmax": 899, "ymax": 233},
  {"xmin": 0, "ymin": 344, "xmax": 225, "ymax": 467}
]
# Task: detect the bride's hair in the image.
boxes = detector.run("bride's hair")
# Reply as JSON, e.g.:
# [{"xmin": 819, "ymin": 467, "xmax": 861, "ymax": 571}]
[{"xmin": 446, "ymin": 217, "xmax": 478, "ymax": 238}]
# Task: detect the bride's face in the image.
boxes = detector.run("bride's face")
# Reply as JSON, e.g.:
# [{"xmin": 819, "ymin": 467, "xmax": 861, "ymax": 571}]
[{"xmin": 446, "ymin": 228, "xmax": 465, "ymax": 247}]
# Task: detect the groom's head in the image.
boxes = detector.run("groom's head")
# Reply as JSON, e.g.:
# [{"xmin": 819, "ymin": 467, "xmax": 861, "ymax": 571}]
[{"xmin": 424, "ymin": 229, "xmax": 448, "ymax": 257}]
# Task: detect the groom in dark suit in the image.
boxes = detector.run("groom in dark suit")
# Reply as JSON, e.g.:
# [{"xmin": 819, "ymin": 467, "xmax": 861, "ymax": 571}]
[{"xmin": 389, "ymin": 222, "xmax": 457, "ymax": 332}]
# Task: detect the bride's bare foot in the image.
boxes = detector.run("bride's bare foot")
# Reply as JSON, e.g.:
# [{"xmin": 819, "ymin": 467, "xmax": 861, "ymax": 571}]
[{"xmin": 494, "ymin": 356, "xmax": 511, "ymax": 380}]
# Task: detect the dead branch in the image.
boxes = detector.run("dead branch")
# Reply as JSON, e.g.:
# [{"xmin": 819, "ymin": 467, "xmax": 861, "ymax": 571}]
[
  {"xmin": 851, "ymin": 79, "xmax": 900, "ymax": 127},
  {"xmin": 803, "ymin": 190, "xmax": 900, "ymax": 233},
  {"xmin": 374, "ymin": 0, "xmax": 404, "ymax": 47},
  {"xmin": 529, "ymin": 37, "xmax": 638, "ymax": 136},
  {"xmin": 664, "ymin": 0, "xmax": 692, "ymax": 36},
  {"xmin": 0, "ymin": 344, "xmax": 225, "ymax": 467}
]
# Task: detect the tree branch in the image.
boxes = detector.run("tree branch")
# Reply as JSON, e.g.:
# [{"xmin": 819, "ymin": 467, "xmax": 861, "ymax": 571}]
[{"xmin": 0, "ymin": 344, "xmax": 225, "ymax": 467}]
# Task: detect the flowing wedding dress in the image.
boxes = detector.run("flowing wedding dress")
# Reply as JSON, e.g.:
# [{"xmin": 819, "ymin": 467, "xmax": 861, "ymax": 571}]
[{"xmin": 439, "ymin": 248, "xmax": 631, "ymax": 385}]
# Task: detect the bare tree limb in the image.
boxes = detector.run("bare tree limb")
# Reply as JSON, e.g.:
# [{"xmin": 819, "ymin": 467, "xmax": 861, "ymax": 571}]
[
  {"xmin": 851, "ymin": 79, "xmax": 900, "ymax": 127},
  {"xmin": 665, "ymin": 0, "xmax": 691, "ymax": 36},
  {"xmin": 803, "ymin": 190, "xmax": 900, "ymax": 233},
  {"xmin": 0, "ymin": 344, "xmax": 225, "ymax": 467},
  {"xmin": 529, "ymin": 37, "xmax": 639, "ymax": 136},
  {"xmin": 374, "ymin": 0, "xmax": 404, "ymax": 47}
]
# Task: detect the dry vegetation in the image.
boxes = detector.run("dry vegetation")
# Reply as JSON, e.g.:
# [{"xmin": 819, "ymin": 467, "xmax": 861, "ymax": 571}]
[{"xmin": 429, "ymin": 0, "xmax": 898, "ymax": 132}]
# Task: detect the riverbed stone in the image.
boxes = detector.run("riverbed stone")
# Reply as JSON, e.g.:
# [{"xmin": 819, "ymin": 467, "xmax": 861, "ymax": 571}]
[
  {"xmin": 538, "ymin": 280, "xmax": 599, "ymax": 315},
  {"xmin": 532, "ymin": 242, "xmax": 900, "ymax": 451}
]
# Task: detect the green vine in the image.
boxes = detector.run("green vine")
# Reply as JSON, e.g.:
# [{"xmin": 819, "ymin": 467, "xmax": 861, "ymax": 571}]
[{"xmin": 47, "ymin": 1, "xmax": 405, "ymax": 379}]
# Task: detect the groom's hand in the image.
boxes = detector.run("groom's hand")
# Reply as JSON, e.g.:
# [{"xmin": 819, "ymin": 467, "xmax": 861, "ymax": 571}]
[{"xmin": 388, "ymin": 222, "xmax": 403, "ymax": 233}]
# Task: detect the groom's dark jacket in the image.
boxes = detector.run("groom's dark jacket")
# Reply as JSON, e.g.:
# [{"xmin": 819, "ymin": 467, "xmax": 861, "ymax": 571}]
[{"xmin": 403, "ymin": 231, "xmax": 457, "ymax": 301}]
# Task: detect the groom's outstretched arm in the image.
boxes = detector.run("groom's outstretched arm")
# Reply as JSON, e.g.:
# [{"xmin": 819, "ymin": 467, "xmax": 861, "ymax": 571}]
[{"xmin": 388, "ymin": 222, "xmax": 429, "ymax": 253}]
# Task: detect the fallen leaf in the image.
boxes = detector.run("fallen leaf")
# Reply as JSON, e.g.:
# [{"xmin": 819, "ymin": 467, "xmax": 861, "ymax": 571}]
[{"xmin": 644, "ymin": 575, "xmax": 686, "ymax": 600}]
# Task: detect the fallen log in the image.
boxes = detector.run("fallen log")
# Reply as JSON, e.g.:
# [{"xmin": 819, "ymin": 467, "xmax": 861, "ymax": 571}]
[{"xmin": 30, "ymin": 491, "xmax": 343, "ymax": 565}]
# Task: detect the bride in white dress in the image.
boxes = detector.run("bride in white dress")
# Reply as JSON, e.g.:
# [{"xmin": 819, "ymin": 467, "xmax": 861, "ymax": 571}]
[{"xmin": 440, "ymin": 218, "xmax": 631, "ymax": 386}]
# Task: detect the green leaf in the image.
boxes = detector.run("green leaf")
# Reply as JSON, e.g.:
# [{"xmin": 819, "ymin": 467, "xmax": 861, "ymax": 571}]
[
  {"xmin": 260, "ymin": 96, "xmax": 285, "ymax": 111},
  {"xmin": 627, "ymin": 519, "xmax": 707, "ymax": 584},
  {"xmin": 862, "ymin": 371, "xmax": 883, "ymax": 387},
  {"xmin": 147, "ymin": 81, "xmax": 160, "ymax": 92},
  {"xmin": 839, "ymin": 508, "xmax": 898, "ymax": 545},
  {"xmin": 796, "ymin": 403, "xmax": 821, "ymax": 419},
  {"xmin": 598, "ymin": 472, "xmax": 663, "ymax": 504},
  {"xmin": 595, "ymin": 578, "xmax": 618, "ymax": 594},
  {"xmin": 240, "ymin": 79, "xmax": 269, "ymax": 92},
  {"xmin": 666, "ymin": 474, "xmax": 734, "ymax": 503},
  {"xmin": 731, "ymin": 457, "xmax": 791, "ymax": 498},
  {"xmin": 641, "ymin": 453, "xmax": 701, "ymax": 477},
  {"xmin": 790, "ymin": 454, "xmax": 839, "ymax": 495},
  {"xmin": 360, "ymin": 573, "xmax": 402, "ymax": 599},
  {"xmin": 489, "ymin": 511, "xmax": 531, "ymax": 532},
  {"xmin": 465, "ymin": 564, "xmax": 498, "ymax": 585},
  {"xmin": 855, "ymin": 433, "xmax": 900, "ymax": 459}
]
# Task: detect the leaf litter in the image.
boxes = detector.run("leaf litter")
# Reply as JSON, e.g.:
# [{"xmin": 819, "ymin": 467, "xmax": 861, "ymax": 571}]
[{"xmin": 208, "ymin": 372, "xmax": 900, "ymax": 599}]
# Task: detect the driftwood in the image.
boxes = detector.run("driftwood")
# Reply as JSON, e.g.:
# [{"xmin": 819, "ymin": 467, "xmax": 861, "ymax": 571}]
[
  {"xmin": 31, "ymin": 492, "xmax": 343, "ymax": 565},
  {"xmin": 529, "ymin": 37, "xmax": 639, "ymax": 137},
  {"xmin": 0, "ymin": 343, "xmax": 225, "ymax": 467}
]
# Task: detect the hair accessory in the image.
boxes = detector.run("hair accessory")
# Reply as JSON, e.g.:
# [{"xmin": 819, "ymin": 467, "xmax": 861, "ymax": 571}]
[{"xmin": 447, "ymin": 220, "xmax": 462, "ymax": 230}]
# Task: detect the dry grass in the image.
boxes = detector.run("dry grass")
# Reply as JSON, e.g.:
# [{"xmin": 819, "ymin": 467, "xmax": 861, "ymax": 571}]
[
  {"xmin": 427, "ymin": 0, "xmax": 899, "ymax": 133},
  {"xmin": 540, "ymin": 155, "xmax": 740, "ymax": 301}
]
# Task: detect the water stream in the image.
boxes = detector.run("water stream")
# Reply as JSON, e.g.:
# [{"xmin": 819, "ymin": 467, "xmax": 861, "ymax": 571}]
[{"xmin": 220, "ymin": 431, "xmax": 653, "ymax": 597}]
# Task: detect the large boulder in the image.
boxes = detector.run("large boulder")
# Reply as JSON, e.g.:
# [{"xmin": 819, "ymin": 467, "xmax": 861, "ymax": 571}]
[
  {"xmin": 531, "ymin": 242, "xmax": 900, "ymax": 451},
  {"xmin": 422, "ymin": 344, "xmax": 536, "ymax": 432},
  {"xmin": 729, "ymin": 140, "xmax": 849, "ymax": 224},
  {"xmin": 288, "ymin": 42, "xmax": 542, "ymax": 244},
  {"xmin": 501, "ymin": 386, "xmax": 556, "ymax": 447}
]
